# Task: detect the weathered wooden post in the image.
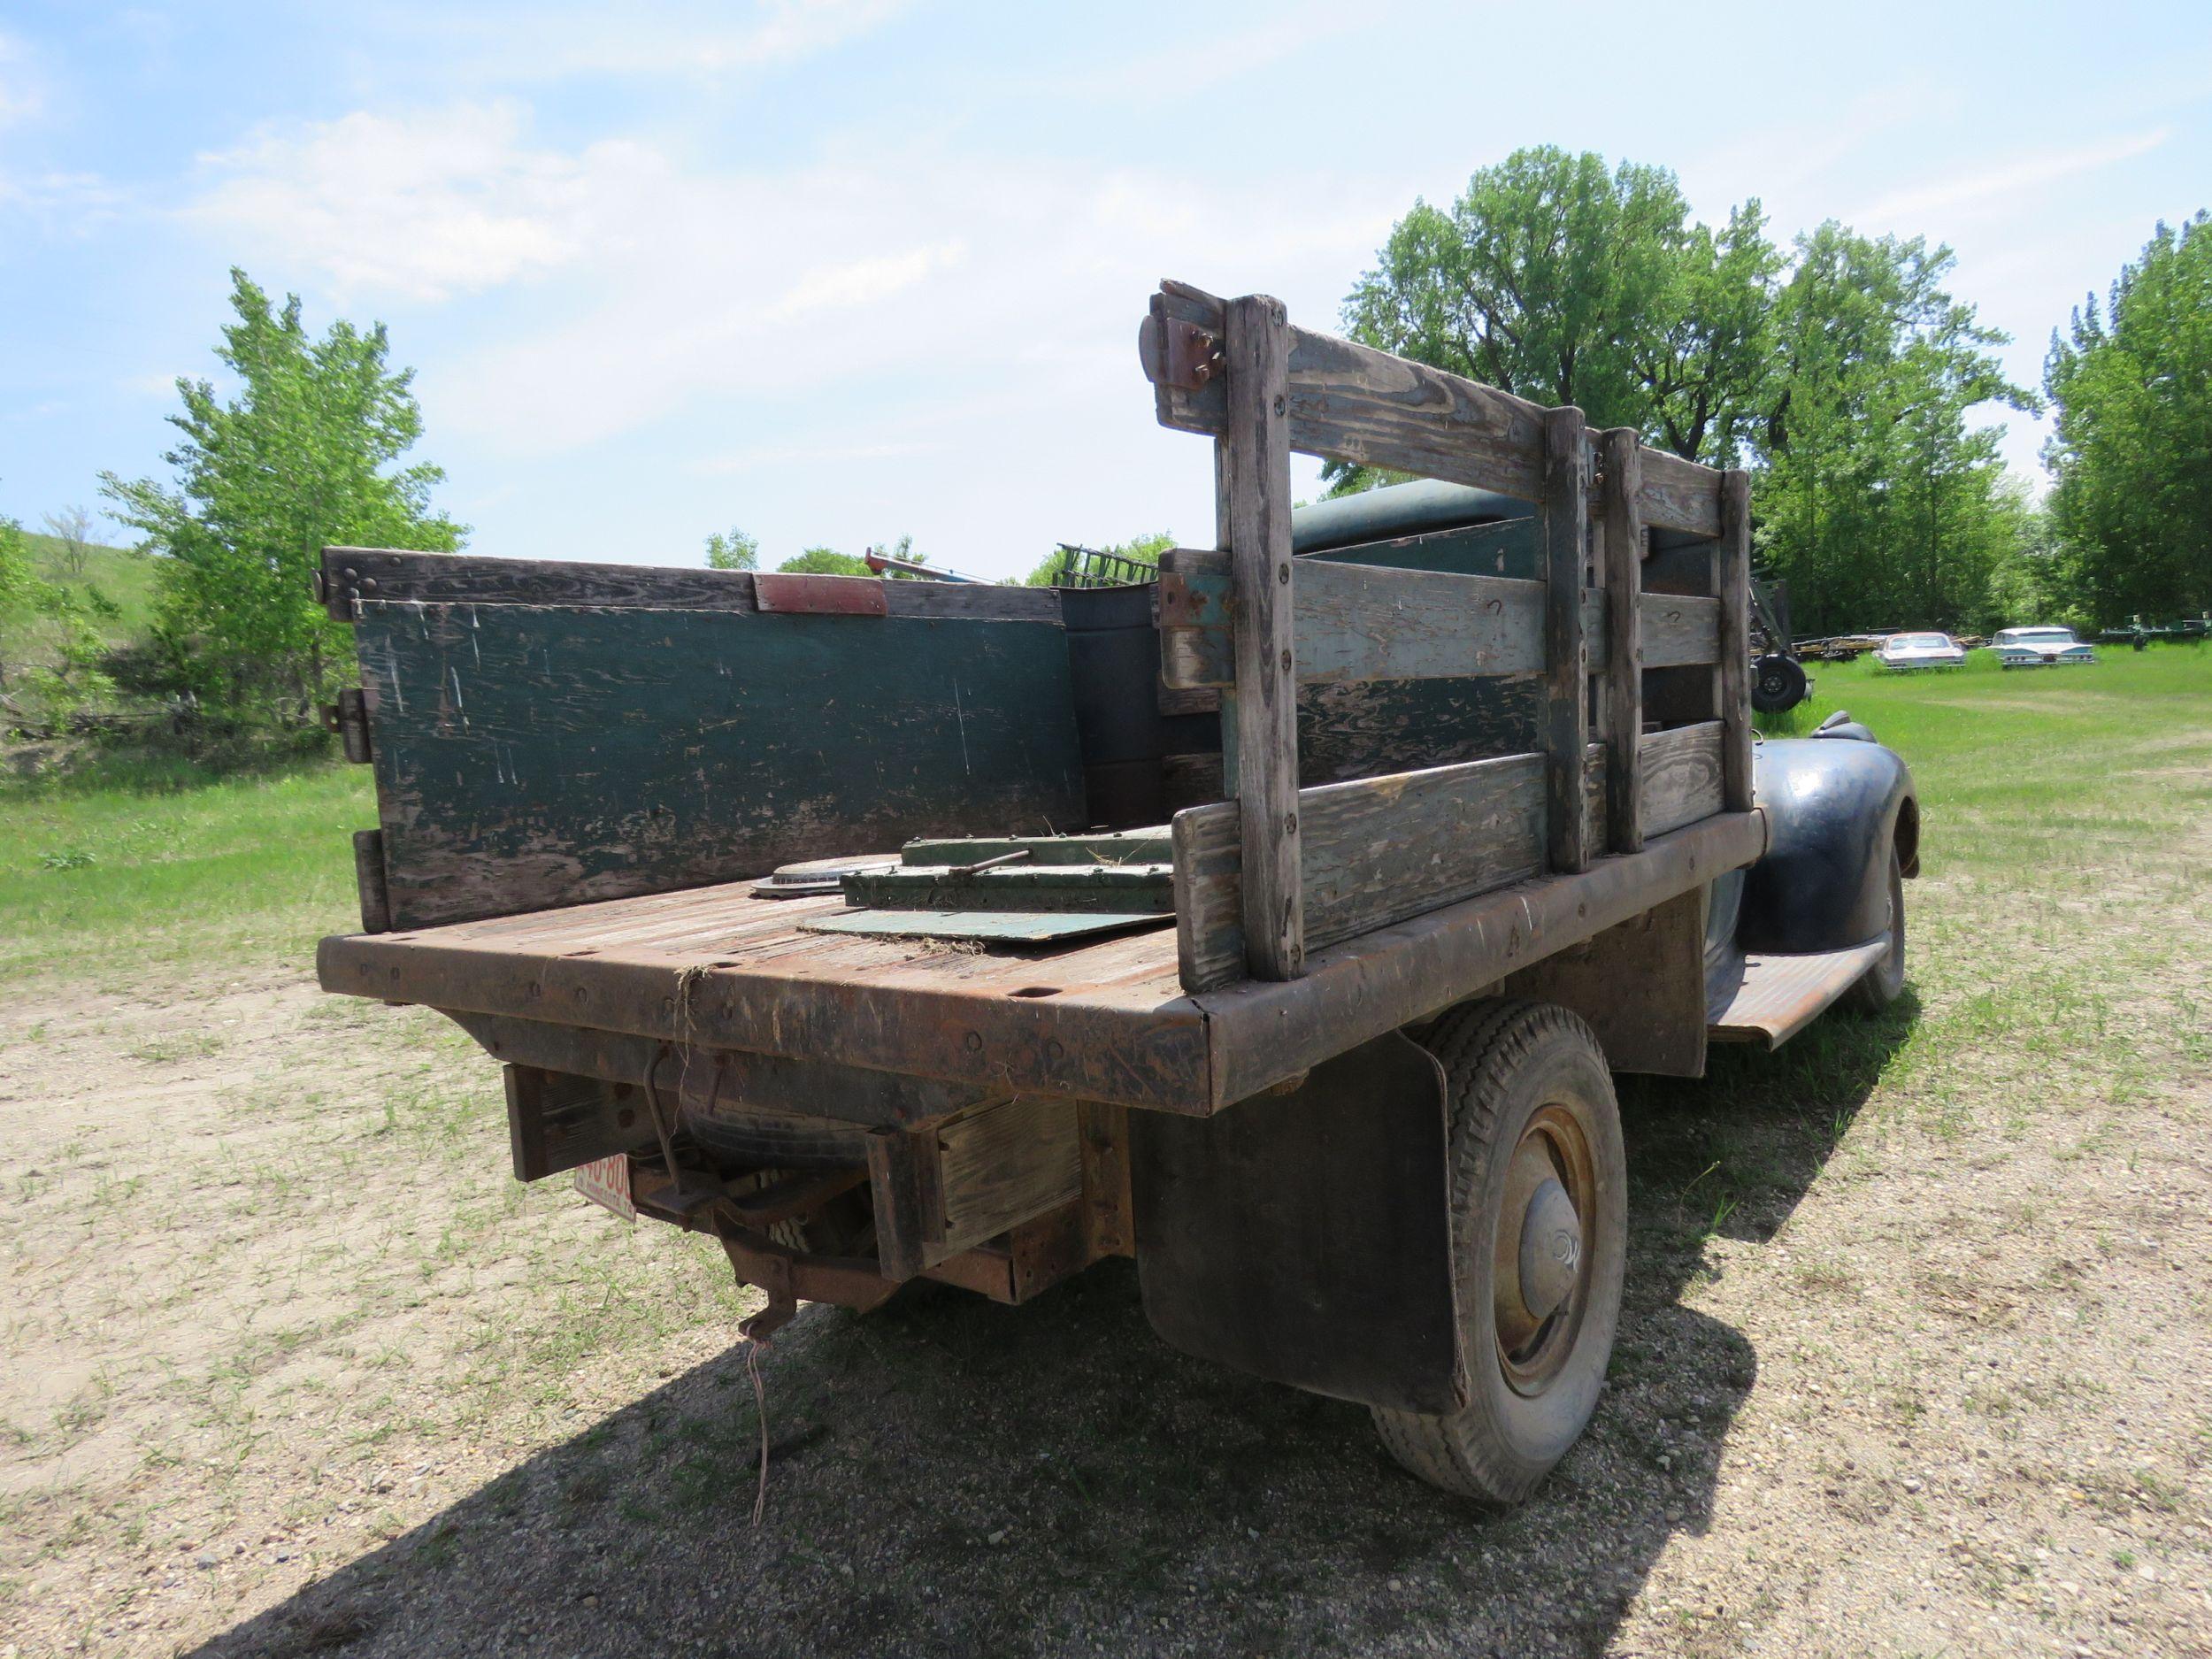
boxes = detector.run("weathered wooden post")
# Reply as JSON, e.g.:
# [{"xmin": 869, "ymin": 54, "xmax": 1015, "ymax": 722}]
[
  {"xmin": 1539, "ymin": 405, "xmax": 1591, "ymax": 874},
  {"xmin": 1218, "ymin": 294, "xmax": 1303, "ymax": 979},
  {"xmin": 1717, "ymin": 468, "xmax": 1755, "ymax": 813},
  {"xmin": 1598, "ymin": 426, "xmax": 1646, "ymax": 853}
]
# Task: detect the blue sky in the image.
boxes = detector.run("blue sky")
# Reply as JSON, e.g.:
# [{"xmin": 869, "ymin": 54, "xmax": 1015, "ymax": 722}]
[{"xmin": 3, "ymin": 1, "xmax": 2208, "ymax": 580}]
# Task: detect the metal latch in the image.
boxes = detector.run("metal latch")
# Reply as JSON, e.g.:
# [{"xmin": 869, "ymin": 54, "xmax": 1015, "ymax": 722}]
[{"xmin": 320, "ymin": 687, "xmax": 373, "ymax": 763}]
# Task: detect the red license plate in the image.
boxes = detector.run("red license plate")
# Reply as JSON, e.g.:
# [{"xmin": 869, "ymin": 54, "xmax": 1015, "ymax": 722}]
[{"xmin": 574, "ymin": 1154, "xmax": 635, "ymax": 1221}]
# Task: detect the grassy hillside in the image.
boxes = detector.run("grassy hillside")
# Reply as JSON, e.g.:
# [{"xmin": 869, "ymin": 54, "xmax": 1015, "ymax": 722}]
[{"xmin": 14, "ymin": 530, "xmax": 158, "ymax": 642}]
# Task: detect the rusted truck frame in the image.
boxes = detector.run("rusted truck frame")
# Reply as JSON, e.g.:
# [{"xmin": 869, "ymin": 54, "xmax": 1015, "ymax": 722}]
[{"xmin": 316, "ymin": 280, "xmax": 1916, "ymax": 1502}]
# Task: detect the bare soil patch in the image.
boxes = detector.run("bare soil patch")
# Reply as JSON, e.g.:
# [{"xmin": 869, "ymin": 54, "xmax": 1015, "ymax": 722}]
[{"xmin": 4, "ymin": 841, "xmax": 2209, "ymax": 1657}]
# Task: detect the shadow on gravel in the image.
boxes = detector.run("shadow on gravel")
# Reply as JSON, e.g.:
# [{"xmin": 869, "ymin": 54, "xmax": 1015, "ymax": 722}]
[{"xmin": 197, "ymin": 1001, "xmax": 1915, "ymax": 1659}]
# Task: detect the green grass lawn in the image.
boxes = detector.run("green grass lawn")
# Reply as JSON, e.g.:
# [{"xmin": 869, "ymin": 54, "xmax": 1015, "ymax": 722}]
[
  {"xmin": 1768, "ymin": 644, "xmax": 2212, "ymax": 888},
  {"xmin": 0, "ymin": 750, "xmax": 373, "ymax": 989}
]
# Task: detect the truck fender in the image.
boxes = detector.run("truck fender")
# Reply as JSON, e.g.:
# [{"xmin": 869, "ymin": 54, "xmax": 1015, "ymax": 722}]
[{"xmin": 1736, "ymin": 735, "xmax": 1919, "ymax": 956}]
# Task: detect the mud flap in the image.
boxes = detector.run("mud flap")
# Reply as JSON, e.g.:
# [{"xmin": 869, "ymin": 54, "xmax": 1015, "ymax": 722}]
[{"xmin": 1130, "ymin": 1030, "xmax": 1467, "ymax": 1414}]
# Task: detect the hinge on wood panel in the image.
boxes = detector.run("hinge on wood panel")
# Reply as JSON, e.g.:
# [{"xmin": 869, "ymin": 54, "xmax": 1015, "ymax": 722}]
[{"xmin": 320, "ymin": 687, "xmax": 373, "ymax": 763}]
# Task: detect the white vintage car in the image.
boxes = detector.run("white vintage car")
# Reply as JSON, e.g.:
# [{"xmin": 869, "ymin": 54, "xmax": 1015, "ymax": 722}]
[
  {"xmin": 1992, "ymin": 626, "xmax": 2098, "ymax": 668},
  {"xmin": 1875, "ymin": 631, "xmax": 1967, "ymax": 671}
]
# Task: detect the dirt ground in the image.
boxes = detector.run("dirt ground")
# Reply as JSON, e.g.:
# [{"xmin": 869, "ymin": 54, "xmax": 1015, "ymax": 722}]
[{"xmin": 4, "ymin": 851, "xmax": 2210, "ymax": 1657}]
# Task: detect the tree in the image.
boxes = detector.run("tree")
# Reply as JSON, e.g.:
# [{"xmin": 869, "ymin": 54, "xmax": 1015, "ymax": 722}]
[
  {"xmin": 1342, "ymin": 157, "xmax": 2035, "ymax": 633},
  {"xmin": 0, "ymin": 511, "xmax": 34, "ymax": 694},
  {"xmin": 703, "ymin": 527, "xmax": 759, "ymax": 571},
  {"xmin": 1755, "ymin": 225, "xmax": 2034, "ymax": 634},
  {"xmin": 41, "ymin": 506, "xmax": 95, "ymax": 579},
  {"xmin": 2043, "ymin": 212, "xmax": 2212, "ymax": 625},
  {"xmin": 101, "ymin": 269, "xmax": 465, "ymax": 722},
  {"xmin": 1340, "ymin": 148, "xmax": 1778, "ymax": 491},
  {"xmin": 776, "ymin": 546, "xmax": 871, "ymax": 577}
]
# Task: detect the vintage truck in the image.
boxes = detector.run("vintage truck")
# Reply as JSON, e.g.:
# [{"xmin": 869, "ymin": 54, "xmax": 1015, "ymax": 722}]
[{"xmin": 314, "ymin": 280, "xmax": 1918, "ymax": 1503}]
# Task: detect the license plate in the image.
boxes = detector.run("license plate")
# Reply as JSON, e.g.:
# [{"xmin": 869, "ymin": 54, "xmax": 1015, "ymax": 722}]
[{"xmin": 574, "ymin": 1154, "xmax": 635, "ymax": 1221}]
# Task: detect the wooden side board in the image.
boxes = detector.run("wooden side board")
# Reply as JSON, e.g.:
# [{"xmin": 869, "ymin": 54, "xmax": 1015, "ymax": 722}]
[
  {"xmin": 320, "ymin": 547, "xmax": 1060, "ymax": 624},
  {"xmin": 355, "ymin": 600, "xmax": 1087, "ymax": 930},
  {"xmin": 1172, "ymin": 747, "xmax": 1610, "ymax": 992},
  {"xmin": 1639, "ymin": 721, "xmax": 1726, "ymax": 839},
  {"xmin": 1141, "ymin": 282, "xmax": 1724, "ymax": 539},
  {"xmin": 1156, "ymin": 551, "xmax": 1717, "ymax": 688}
]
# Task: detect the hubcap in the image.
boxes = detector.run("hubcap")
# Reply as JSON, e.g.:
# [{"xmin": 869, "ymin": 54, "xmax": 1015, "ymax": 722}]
[
  {"xmin": 1492, "ymin": 1103, "xmax": 1598, "ymax": 1396},
  {"xmin": 1517, "ymin": 1179, "xmax": 1581, "ymax": 1319}
]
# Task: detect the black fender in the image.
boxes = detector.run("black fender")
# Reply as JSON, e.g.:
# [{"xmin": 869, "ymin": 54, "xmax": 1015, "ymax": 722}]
[{"xmin": 1736, "ymin": 735, "xmax": 1918, "ymax": 956}]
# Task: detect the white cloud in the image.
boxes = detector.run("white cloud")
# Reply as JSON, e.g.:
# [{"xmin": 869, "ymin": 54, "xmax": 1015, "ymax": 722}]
[
  {"xmin": 1849, "ymin": 129, "xmax": 2170, "ymax": 229},
  {"xmin": 768, "ymin": 242, "xmax": 968, "ymax": 320},
  {"xmin": 185, "ymin": 102, "xmax": 645, "ymax": 300},
  {"xmin": 180, "ymin": 97, "xmax": 1397, "ymax": 462}
]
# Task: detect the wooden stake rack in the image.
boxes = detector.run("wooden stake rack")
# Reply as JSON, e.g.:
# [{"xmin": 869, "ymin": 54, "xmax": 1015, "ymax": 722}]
[{"xmin": 1137, "ymin": 280, "xmax": 1754, "ymax": 993}]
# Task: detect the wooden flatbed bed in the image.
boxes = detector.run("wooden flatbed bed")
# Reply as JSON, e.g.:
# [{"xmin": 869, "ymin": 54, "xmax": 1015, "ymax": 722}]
[{"xmin": 319, "ymin": 810, "xmax": 1763, "ymax": 1116}]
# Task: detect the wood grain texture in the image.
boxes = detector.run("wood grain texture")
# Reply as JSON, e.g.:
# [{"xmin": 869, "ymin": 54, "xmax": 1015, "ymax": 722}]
[
  {"xmin": 320, "ymin": 547, "xmax": 1060, "ymax": 623},
  {"xmin": 1158, "ymin": 552, "xmax": 1717, "ymax": 689},
  {"xmin": 1223, "ymin": 294, "xmax": 1303, "ymax": 981},
  {"xmin": 504, "ymin": 1064, "xmax": 653, "ymax": 1182},
  {"xmin": 1302, "ymin": 517, "xmax": 1538, "ymax": 579},
  {"xmin": 1174, "ymin": 752, "xmax": 1548, "ymax": 991},
  {"xmin": 352, "ymin": 828, "xmax": 392, "ymax": 933},
  {"xmin": 1636, "ymin": 448, "xmax": 1724, "ymax": 541},
  {"xmin": 1717, "ymin": 470, "xmax": 1755, "ymax": 812},
  {"xmin": 933, "ymin": 1096, "xmax": 1084, "ymax": 1256},
  {"xmin": 355, "ymin": 600, "xmax": 1087, "ymax": 929},
  {"xmin": 1077, "ymin": 1102, "xmax": 1135, "ymax": 1259},
  {"xmin": 1540, "ymin": 406, "xmax": 1591, "ymax": 874},
  {"xmin": 1598, "ymin": 427, "xmax": 1646, "ymax": 853},
  {"xmin": 1198, "ymin": 811, "xmax": 1766, "ymax": 1106},
  {"xmin": 1139, "ymin": 283, "xmax": 1725, "ymax": 534},
  {"xmin": 1296, "ymin": 675, "xmax": 1541, "ymax": 786},
  {"xmin": 1639, "ymin": 721, "xmax": 1724, "ymax": 838}
]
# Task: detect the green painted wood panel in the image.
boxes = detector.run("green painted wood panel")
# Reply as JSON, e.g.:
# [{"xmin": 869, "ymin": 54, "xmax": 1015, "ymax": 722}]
[{"xmin": 356, "ymin": 602, "xmax": 1087, "ymax": 929}]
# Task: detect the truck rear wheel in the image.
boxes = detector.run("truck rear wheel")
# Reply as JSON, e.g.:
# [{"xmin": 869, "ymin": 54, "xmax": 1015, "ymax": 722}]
[{"xmin": 1371, "ymin": 1000, "xmax": 1626, "ymax": 1504}]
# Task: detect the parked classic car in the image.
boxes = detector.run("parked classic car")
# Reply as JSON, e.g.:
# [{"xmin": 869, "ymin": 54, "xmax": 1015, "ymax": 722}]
[
  {"xmin": 1991, "ymin": 626, "xmax": 2098, "ymax": 668},
  {"xmin": 1875, "ymin": 631, "xmax": 1967, "ymax": 672}
]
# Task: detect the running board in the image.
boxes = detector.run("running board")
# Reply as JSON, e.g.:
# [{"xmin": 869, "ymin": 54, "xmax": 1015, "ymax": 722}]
[{"xmin": 1706, "ymin": 939, "xmax": 1889, "ymax": 1048}]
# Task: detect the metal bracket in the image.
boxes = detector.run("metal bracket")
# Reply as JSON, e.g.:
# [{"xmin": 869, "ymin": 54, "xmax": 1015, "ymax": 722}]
[
  {"xmin": 1163, "ymin": 318, "xmax": 1224, "ymax": 391},
  {"xmin": 320, "ymin": 687, "xmax": 373, "ymax": 763}
]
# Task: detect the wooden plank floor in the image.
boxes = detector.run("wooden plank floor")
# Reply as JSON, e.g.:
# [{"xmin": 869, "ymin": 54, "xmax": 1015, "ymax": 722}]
[
  {"xmin": 319, "ymin": 881, "xmax": 1210, "ymax": 1112},
  {"xmin": 317, "ymin": 812, "xmax": 1765, "ymax": 1116}
]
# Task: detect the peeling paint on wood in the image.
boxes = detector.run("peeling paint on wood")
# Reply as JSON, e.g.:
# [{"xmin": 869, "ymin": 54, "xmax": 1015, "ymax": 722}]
[{"xmin": 355, "ymin": 601, "xmax": 1087, "ymax": 930}]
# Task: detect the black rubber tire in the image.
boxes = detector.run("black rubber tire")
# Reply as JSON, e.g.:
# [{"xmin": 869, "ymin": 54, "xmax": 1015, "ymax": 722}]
[
  {"xmin": 1844, "ymin": 846, "xmax": 1907, "ymax": 1013},
  {"xmin": 1371, "ymin": 999, "xmax": 1627, "ymax": 1505},
  {"xmin": 1751, "ymin": 653, "xmax": 1809, "ymax": 713},
  {"xmin": 681, "ymin": 1105, "xmax": 872, "ymax": 1169}
]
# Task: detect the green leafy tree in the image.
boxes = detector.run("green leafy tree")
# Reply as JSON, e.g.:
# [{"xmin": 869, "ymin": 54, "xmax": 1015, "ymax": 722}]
[
  {"xmin": 1340, "ymin": 148, "xmax": 1778, "ymax": 490},
  {"xmin": 776, "ymin": 546, "xmax": 872, "ymax": 577},
  {"xmin": 0, "ymin": 511, "xmax": 35, "ymax": 694},
  {"xmin": 703, "ymin": 527, "xmax": 759, "ymax": 571},
  {"xmin": 101, "ymin": 269, "xmax": 465, "ymax": 722},
  {"xmin": 1756, "ymin": 225, "xmax": 2034, "ymax": 634},
  {"xmin": 2043, "ymin": 212, "xmax": 2212, "ymax": 625},
  {"xmin": 1342, "ymin": 159, "xmax": 2035, "ymax": 633}
]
